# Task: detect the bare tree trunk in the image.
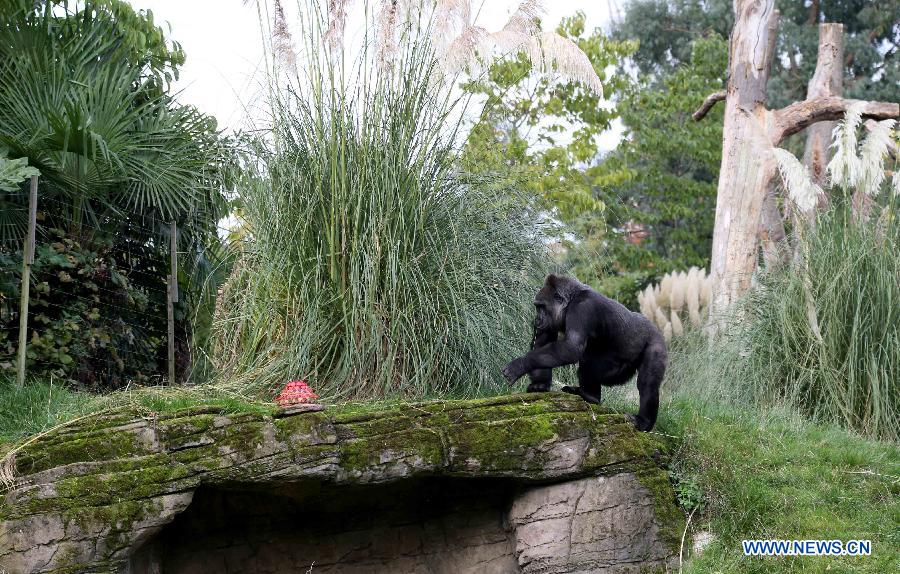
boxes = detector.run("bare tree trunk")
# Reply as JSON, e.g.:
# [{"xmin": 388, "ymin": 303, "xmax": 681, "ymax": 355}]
[
  {"xmin": 707, "ymin": 0, "xmax": 780, "ymax": 319},
  {"xmin": 694, "ymin": 1, "xmax": 898, "ymax": 323},
  {"xmin": 801, "ymin": 24, "xmax": 843, "ymax": 218}
]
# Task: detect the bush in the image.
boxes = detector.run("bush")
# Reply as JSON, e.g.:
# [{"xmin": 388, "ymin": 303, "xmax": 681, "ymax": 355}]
[
  {"xmin": 1, "ymin": 229, "xmax": 173, "ymax": 389},
  {"xmin": 209, "ymin": 14, "xmax": 547, "ymax": 399}
]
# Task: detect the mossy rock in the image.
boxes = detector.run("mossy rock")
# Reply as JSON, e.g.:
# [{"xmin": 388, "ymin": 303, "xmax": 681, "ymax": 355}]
[{"xmin": 0, "ymin": 392, "xmax": 684, "ymax": 573}]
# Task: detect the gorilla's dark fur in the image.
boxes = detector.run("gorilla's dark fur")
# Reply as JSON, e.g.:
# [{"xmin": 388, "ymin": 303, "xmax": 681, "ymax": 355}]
[{"xmin": 502, "ymin": 274, "xmax": 667, "ymax": 431}]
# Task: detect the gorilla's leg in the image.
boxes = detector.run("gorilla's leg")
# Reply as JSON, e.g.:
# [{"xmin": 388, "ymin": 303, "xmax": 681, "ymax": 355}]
[
  {"xmin": 527, "ymin": 369, "xmax": 552, "ymax": 393},
  {"xmin": 634, "ymin": 338, "xmax": 667, "ymax": 431},
  {"xmin": 526, "ymin": 329, "xmax": 557, "ymax": 393},
  {"xmin": 560, "ymin": 358, "xmax": 604, "ymax": 404}
]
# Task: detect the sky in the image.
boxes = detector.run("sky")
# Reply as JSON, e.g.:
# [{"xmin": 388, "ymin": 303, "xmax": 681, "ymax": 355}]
[{"xmin": 131, "ymin": 1, "xmax": 623, "ymax": 139}]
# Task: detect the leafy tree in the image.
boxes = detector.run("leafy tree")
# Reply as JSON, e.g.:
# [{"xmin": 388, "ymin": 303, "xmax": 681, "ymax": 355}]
[
  {"xmin": 614, "ymin": 0, "xmax": 899, "ymax": 104},
  {"xmin": 461, "ymin": 13, "xmax": 636, "ymax": 223},
  {"xmin": 0, "ymin": 1, "xmax": 230, "ymax": 387},
  {"xmin": 575, "ymin": 35, "xmax": 728, "ymax": 307}
]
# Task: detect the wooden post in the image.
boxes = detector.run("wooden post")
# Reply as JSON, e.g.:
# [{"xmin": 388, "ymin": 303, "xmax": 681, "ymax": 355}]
[
  {"xmin": 167, "ymin": 221, "xmax": 177, "ymax": 385},
  {"xmin": 16, "ymin": 175, "xmax": 38, "ymax": 388}
]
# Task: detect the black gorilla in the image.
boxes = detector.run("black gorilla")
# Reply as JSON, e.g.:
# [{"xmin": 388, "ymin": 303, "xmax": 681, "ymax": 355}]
[{"xmin": 502, "ymin": 274, "xmax": 667, "ymax": 431}]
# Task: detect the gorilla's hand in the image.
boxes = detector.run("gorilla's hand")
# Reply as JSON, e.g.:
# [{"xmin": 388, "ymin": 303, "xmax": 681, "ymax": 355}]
[{"xmin": 501, "ymin": 357, "xmax": 528, "ymax": 383}]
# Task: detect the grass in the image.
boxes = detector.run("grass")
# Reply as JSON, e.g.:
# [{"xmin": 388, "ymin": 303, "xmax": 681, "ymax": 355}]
[
  {"xmin": 0, "ymin": 376, "xmax": 94, "ymax": 443},
  {"xmin": 741, "ymin": 205, "xmax": 900, "ymax": 442},
  {"xmin": 659, "ymin": 397, "xmax": 899, "ymax": 574},
  {"xmin": 207, "ymin": 3, "xmax": 548, "ymax": 401},
  {"xmin": 637, "ymin": 323, "xmax": 900, "ymax": 574},
  {"xmin": 0, "ymin": 375, "xmax": 274, "ymax": 444}
]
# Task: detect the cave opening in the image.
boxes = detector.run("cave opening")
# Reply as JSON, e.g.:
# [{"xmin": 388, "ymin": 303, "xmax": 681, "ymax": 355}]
[{"xmin": 128, "ymin": 478, "xmax": 522, "ymax": 574}]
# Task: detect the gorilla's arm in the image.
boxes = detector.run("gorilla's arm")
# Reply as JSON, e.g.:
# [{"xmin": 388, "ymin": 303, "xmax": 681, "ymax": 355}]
[{"xmin": 502, "ymin": 310, "xmax": 588, "ymax": 382}]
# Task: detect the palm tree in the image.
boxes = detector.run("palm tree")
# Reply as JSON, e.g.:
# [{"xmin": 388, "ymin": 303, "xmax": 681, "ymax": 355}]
[{"xmin": 0, "ymin": 1, "xmax": 231, "ymax": 386}]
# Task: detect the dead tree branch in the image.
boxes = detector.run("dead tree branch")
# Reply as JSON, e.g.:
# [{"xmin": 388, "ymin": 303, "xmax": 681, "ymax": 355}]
[
  {"xmin": 771, "ymin": 96, "xmax": 899, "ymax": 143},
  {"xmin": 692, "ymin": 91, "xmax": 727, "ymax": 121}
]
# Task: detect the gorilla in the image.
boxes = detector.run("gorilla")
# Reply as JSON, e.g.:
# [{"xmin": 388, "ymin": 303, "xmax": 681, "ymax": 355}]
[{"xmin": 502, "ymin": 274, "xmax": 667, "ymax": 431}]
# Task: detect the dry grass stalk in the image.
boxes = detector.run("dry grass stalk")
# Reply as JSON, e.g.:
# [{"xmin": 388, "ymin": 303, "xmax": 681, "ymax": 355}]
[
  {"xmin": 773, "ymin": 147, "xmax": 822, "ymax": 213},
  {"xmin": 323, "ymin": 0, "xmax": 351, "ymax": 51},
  {"xmin": 828, "ymin": 101, "xmax": 865, "ymax": 189},
  {"xmin": 434, "ymin": 0, "xmax": 603, "ymax": 95},
  {"xmin": 272, "ymin": 0, "xmax": 297, "ymax": 71},
  {"xmin": 857, "ymin": 119, "xmax": 896, "ymax": 197}
]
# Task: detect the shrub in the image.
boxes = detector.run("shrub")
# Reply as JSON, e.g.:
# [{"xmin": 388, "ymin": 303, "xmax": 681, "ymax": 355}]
[
  {"xmin": 209, "ymin": 8, "xmax": 548, "ymax": 399},
  {"xmin": 1, "ymin": 229, "xmax": 176, "ymax": 389}
]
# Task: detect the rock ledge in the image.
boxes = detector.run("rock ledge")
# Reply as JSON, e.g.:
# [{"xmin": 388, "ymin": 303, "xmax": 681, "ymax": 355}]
[{"xmin": 1, "ymin": 393, "xmax": 683, "ymax": 573}]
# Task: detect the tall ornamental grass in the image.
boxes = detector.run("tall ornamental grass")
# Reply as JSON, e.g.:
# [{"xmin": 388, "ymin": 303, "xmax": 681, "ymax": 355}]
[
  {"xmin": 741, "ymin": 206, "xmax": 899, "ymax": 441},
  {"xmin": 209, "ymin": 5, "xmax": 547, "ymax": 399},
  {"xmin": 662, "ymin": 215, "xmax": 899, "ymax": 444},
  {"xmin": 669, "ymin": 107, "xmax": 899, "ymax": 441}
]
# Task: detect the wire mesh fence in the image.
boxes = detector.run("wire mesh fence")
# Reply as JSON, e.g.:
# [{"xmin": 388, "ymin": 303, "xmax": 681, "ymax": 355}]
[{"xmin": 0, "ymin": 179, "xmax": 246, "ymax": 390}]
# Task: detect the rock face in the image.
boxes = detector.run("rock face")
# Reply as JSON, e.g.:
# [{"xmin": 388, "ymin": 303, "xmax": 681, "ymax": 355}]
[{"xmin": 0, "ymin": 393, "xmax": 683, "ymax": 573}]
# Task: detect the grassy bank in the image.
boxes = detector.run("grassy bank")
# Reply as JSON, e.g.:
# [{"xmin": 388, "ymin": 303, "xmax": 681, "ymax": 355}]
[
  {"xmin": 658, "ymin": 397, "xmax": 899, "ymax": 573},
  {"xmin": 0, "ymin": 376, "xmax": 274, "ymax": 444}
]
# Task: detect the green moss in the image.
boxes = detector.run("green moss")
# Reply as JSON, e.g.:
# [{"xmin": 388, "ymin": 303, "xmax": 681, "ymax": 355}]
[
  {"xmin": 329, "ymin": 392, "xmax": 594, "ymax": 425},
  {"xmin": 15, "ymin": 428, "xmax": 144, "ymax": 475},
  {"xmin": 582, "ymin": 418, "xmax": 666, "ymax": 472},
  {"xmin": 448, "ymin": 412, "xmax": 565, "ymax": 473},
  {"xmin": 636, "ymin": 467, "xmax": 686, "ymax": 552},
  {"xmin": 339, "ymin": 428, "xmax": 445, "ymax": 475}
]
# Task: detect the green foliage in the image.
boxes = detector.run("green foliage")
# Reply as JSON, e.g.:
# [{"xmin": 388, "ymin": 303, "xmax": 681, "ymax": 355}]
[
  {"xmin": 568, "ymin": 35, "xmax": 727, "ymax": 307},
  {"xmin": 669, "ymin": 467, "xmax": 705, "ymax": 511},
  {"xmin": 0, "ymin": 1, "xmax": 232, "ymax": 387},
  {"xmin": 742, "ymin": 205, "xmax": 900, "ymax": 442},
  {"xmin": 0, "ymin": 3, "xmax": 226, "ymax": 221},
  {"xmin": 0, "ymin": 147, "xmax": 39, "ymax": 193},
  {"xmin": 210, "ymin": 13, "xmax": 547, "ymax": 400},
  {"xmin": 3, "ymin": 0, "xmax": 185, "ymax": 93},
  {"xmin": 616, "ymin": 0, "xmax": 900, "ymax": 105},
  {"xmin": 0, "ymin": 229, "xmax": 173, "ymax": 388},
  {"xmin": 613, "ymin": 0, "xmax": 733, "ymax": 78},
  {"xmin": 648, "ymin": 323, "xmax": 900, "ymax": 572},
  {"xmin": 461, "ymin": 12, "xmax": 637, "ymax": 222}
]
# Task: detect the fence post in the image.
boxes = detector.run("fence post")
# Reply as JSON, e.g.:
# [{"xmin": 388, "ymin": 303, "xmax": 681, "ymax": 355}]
[
  {"xmin": 167, "ymin": 221, "xmax": 178, "ymax": 385},
  {"xmin": 16, "ymin": 175, "xmax": 38, "ymax": 388}
]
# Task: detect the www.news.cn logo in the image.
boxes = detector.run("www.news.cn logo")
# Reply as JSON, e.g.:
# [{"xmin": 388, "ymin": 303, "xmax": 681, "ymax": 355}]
[{"xmin": 742, "ymin": 539, "xmax": 872, "ymax": 556}]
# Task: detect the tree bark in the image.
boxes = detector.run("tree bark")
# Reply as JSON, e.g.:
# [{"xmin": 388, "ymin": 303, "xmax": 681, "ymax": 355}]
[
  {"xmin": 708, "ymin": 0, "xmax": 780, "ymax": 318},
  {"xmin": 802, "ymin": 24, "xmax": 843, "ymax": 189},
  {"xmin": 701, "ymin": 2, "xmax": 899, "ymax": 321}
]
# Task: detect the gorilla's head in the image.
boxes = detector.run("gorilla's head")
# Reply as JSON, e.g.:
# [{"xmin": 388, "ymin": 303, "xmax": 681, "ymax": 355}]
[{"xmin": 533, "ymin": 274, "xmax": 570, "ymax": 333}]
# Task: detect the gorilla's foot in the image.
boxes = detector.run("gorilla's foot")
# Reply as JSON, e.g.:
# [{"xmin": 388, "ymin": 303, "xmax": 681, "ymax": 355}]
[
  {"xmin": 526, "ymin": 382, "xmax": 552, "ymax": 393},
  {"xmin": 560, "ymin": 385, "xmax": 600, "ymax": 404}
]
